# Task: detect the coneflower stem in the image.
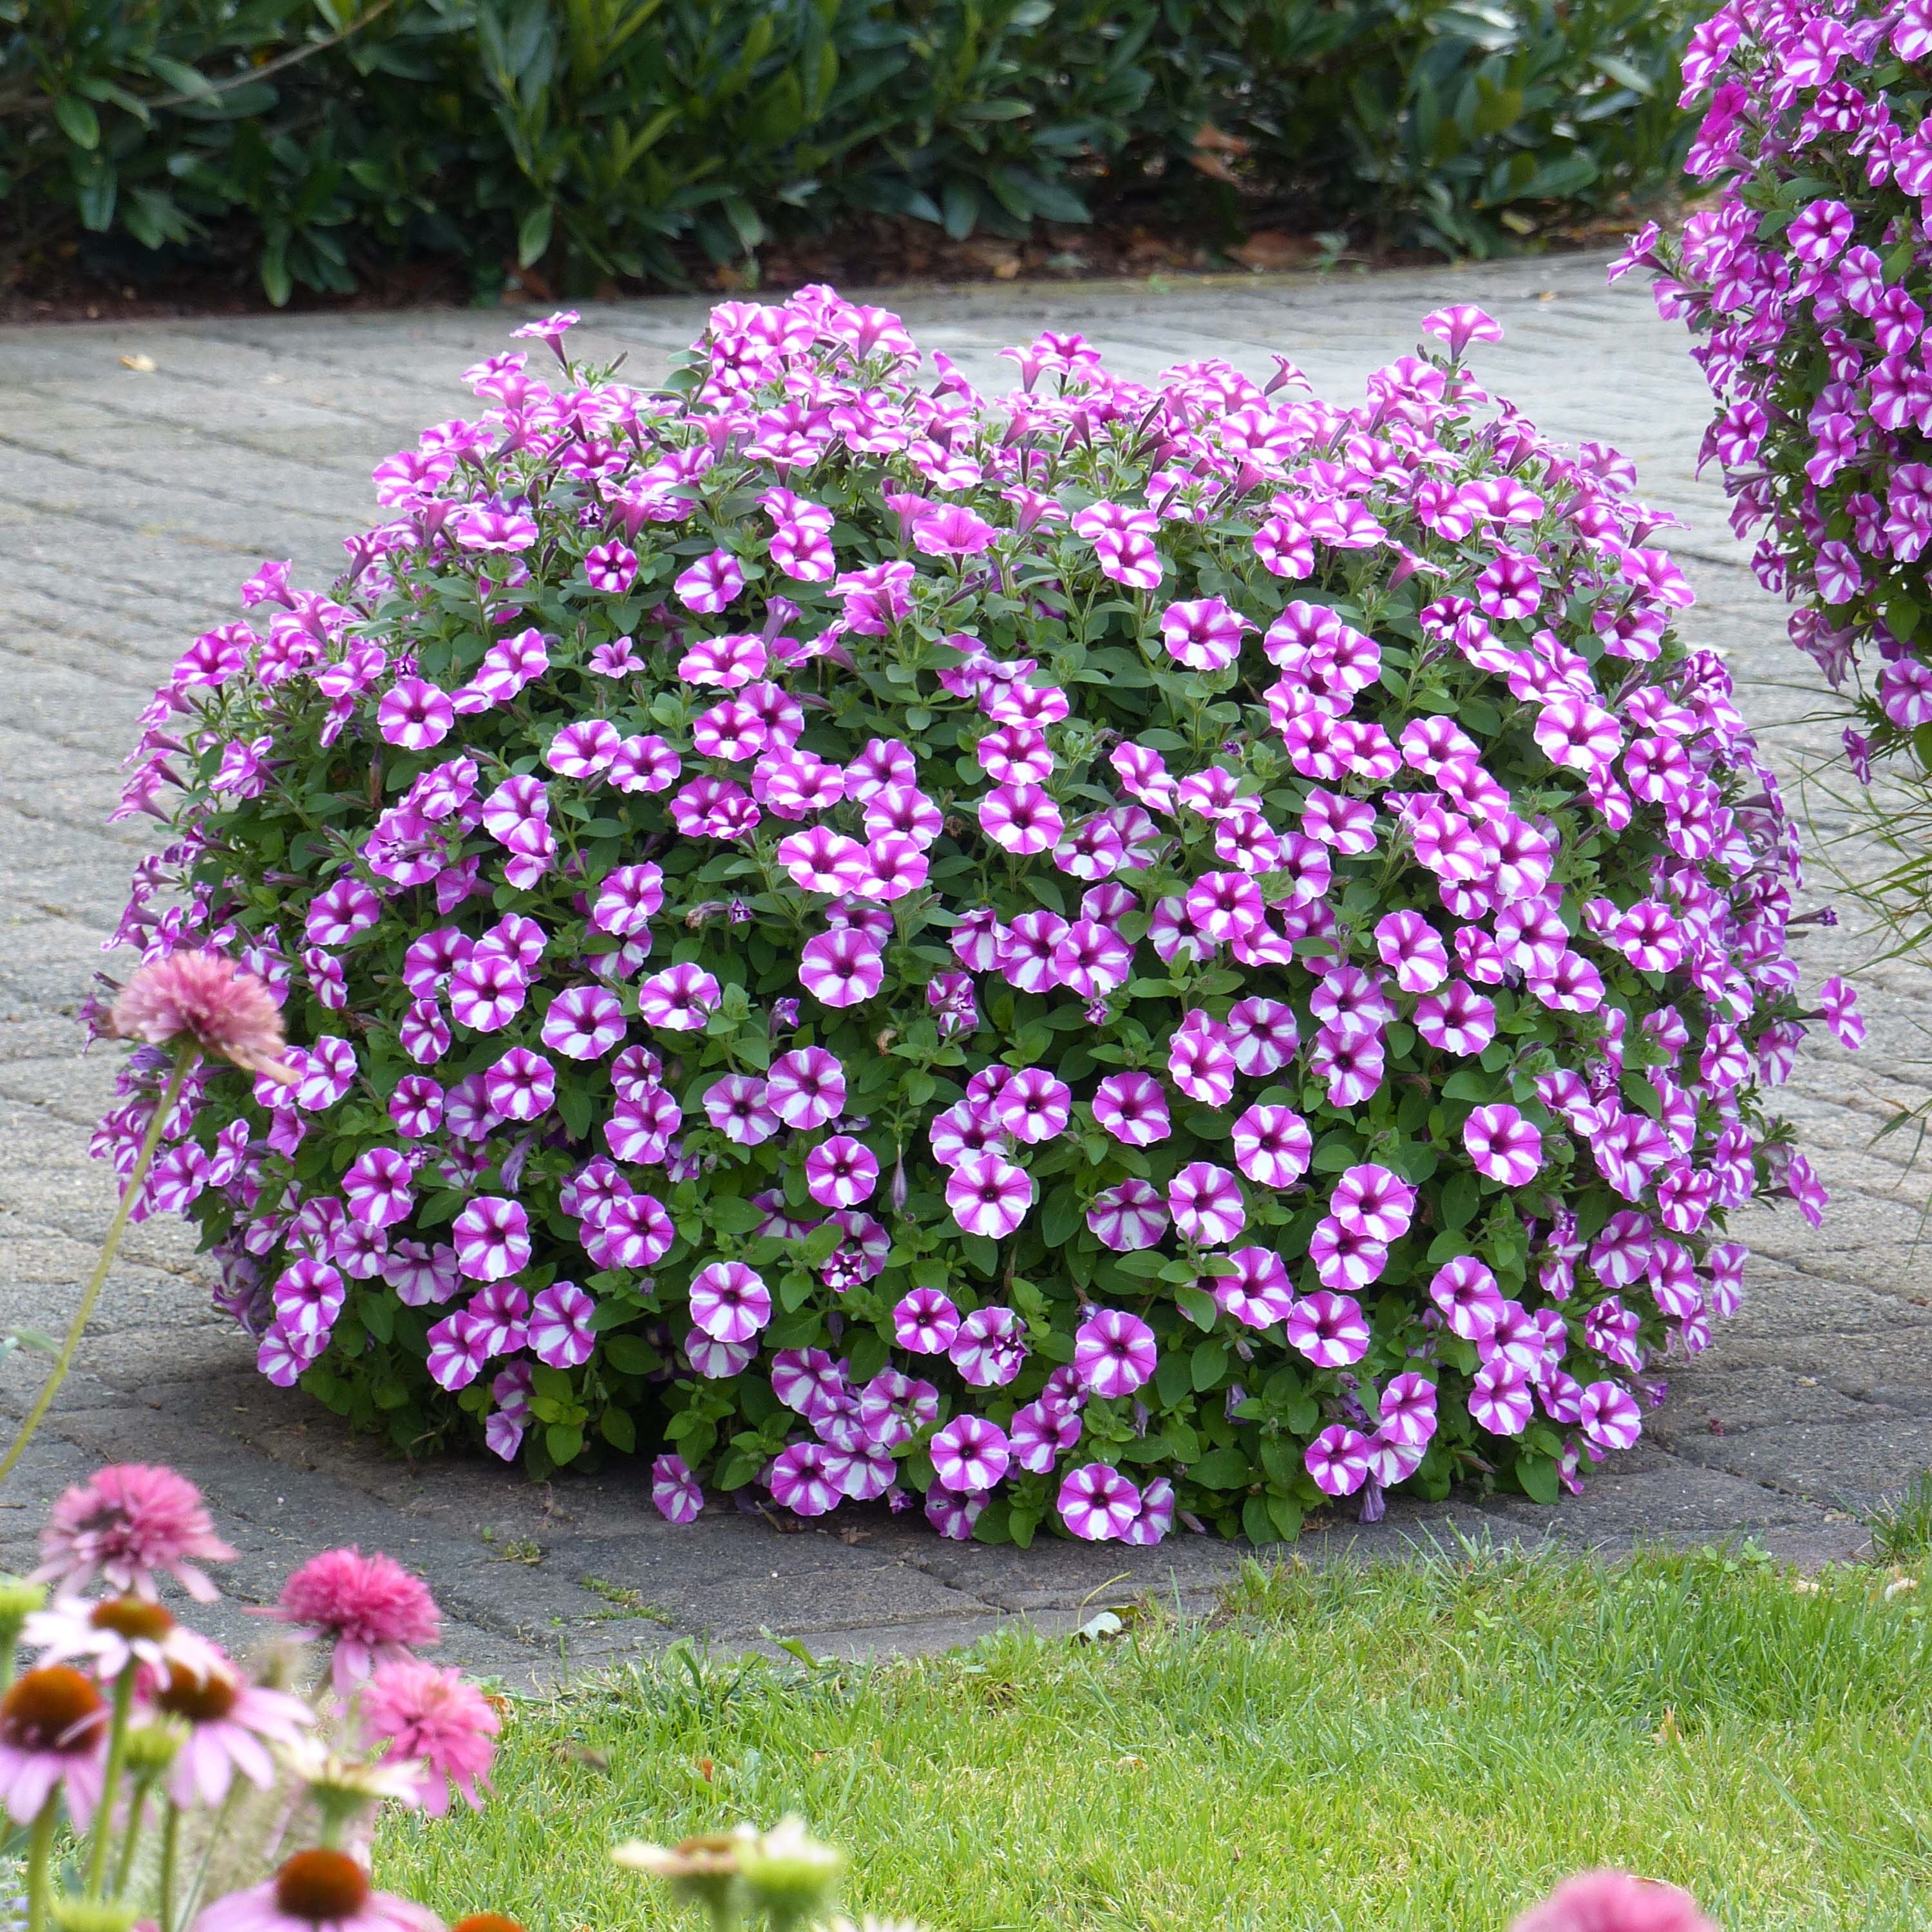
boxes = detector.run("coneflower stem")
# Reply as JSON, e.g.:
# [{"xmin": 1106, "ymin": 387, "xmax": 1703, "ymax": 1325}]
[
  {"xmin": 26, "ymin": 1797, "xmax": 57, "ymax": 1932},
  {"xmin": 0, "ymin": 1046, "xmax": 196, "ymax": 1484},
  {"xmin": 158, "ymin": 1801, "xmax": 180, "ymax": 1932},
  {"xmin": 87, "ymin": 1662, "xmax": 138, "ymax": 1896},
  {"xmin": 113, "ymin": 1770, "xmax": 156, "ymax": 1898}
]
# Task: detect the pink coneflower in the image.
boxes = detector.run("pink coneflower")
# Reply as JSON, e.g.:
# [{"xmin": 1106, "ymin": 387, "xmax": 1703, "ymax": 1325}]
[
  {"xmin": 22, "ymin": 1593, "xmax": 222, "ymax": 1684},
  {"xmin": 0, "ymin": 1665, "xmax": 109, "ymax": 1826},
  {"xmin": 267, "ymin": 1549, "xmax": 441, "ymax": 1692},
  {"xmin": 35, "ymin": 1463, "xmax": 236, "ymax": 1604},
  {"xmin": 1511, "ymin": 1872, "xmax": 1714, "ymax": 1932},
  {"xmin": 193, "ymin": 1849, "xmax": 442, "ymax": 1932},
  {"xmin": 109, "ymin": 949, "xmax": 296, "ymax": 1082},
  {"xmin": 355, "ymin": 1657, "xmax": 500, "ymax": 1817},
  {"xmin": 153, "ymin": 1658, "xmax": 315, "ymax": 1808}
]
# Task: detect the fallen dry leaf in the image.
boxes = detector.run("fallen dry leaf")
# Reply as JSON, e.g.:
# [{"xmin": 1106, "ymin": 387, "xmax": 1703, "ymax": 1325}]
[
  {"xmin": 1193, "ymin": 122, "xmax": 1251, "ymax": 155},
  {"xmin": 1227, "ymin": 231, "xmax": 1317, "ymax": 272}
]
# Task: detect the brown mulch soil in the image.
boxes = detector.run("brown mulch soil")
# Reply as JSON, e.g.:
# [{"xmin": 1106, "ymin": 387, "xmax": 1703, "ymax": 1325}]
[{"xmin": 1, "ymin": 207, "xmax": 1656, "ymax": 328}]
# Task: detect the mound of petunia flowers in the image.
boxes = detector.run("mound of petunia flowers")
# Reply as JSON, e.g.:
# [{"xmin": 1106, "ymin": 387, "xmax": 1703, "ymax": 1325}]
[
  {"xmin": 98, "ymin": 289, "xmax": 1859, "ymax": 1548},
  {"xmin": 0, "ymin": 1461, "xmax": 499, "ymax": 1932},
  {"xmin": 1616, "ymin": 0, "xmax": 1932, "ymax": 792}
]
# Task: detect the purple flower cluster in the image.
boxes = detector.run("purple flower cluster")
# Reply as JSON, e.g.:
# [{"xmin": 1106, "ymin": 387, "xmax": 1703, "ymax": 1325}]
[
  {"xmin": 99, "ymin": 290, "xmax": 1852, "ymax": 1548},
  {"xmin": 1622, "ymin": 0, "xmax": 1932, "ymax": 788}
]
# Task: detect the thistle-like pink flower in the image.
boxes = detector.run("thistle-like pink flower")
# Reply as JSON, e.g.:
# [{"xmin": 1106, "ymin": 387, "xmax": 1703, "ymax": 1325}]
[
  {"xmin": 266, "ymin": 1548, "xmax": 441, "ymax": 1692},
  {"xmin": 109, "ymin": 950, "xmax": 296, "ymax": 1082},
  {"xmin": 356, "ymin": 1656, "xmax": 500, "ymax": 1817},
  {"xmin": 35, "ymin": 1463, "xmax": 236, "ymax": 1604}
]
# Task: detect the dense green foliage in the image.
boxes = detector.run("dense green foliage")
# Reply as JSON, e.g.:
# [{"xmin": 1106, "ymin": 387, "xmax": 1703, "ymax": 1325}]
[
  {"xmin": 381, "ymin": 1548, "xmax": 1932, "ymax": 1929},
  {"xmin": 2, "ymin": 0, "xmax": 1700, "ymax": 303}
]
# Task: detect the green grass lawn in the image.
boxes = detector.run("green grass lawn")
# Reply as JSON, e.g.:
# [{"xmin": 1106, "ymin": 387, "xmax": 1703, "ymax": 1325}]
[{"xmin": 378, "ymin": 1547, "xmax": 1932, "ymax": 1931}]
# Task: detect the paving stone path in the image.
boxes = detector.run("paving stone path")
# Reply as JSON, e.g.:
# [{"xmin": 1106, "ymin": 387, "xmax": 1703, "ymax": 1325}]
[{"xmin": 3, "ymin": 252, "xmax": 1931, "ymax": 1684}]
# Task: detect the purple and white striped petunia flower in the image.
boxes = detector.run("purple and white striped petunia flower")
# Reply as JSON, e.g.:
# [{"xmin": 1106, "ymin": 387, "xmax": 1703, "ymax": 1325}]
[
  {"xmin": 930, "ymin": 1414, "xmax": 1010, "ymax": 1492},
  {"xmin": 1578, "ymin": 1379, "xmax": 1643, "ymax": 1450},
  {"xmin": 1468, "ymin": 1359, "xmax": 1535, "ymax": 1435},
  {"xmin": 674, "ymin": 548, "xmax": 746, "ymax": 613},
  {"xmin": 1463, "ymin": 1104, "xmax": 1544, "ymax": 1186},
  {"xmin": 1210, "ymin": 1247, "xmax": 1295, "ymax": 1329},
  {"xmin": 1168, "ymin": 1162, "xmax": 1245, "ymax": 1246},
  {"xmin": 949, "ymin": 1305, "xmax": 1027, "ymax": 1387},
  {"xmin": 799, "ymin": 928, "xmax": 884, "ymax": 1008},
  {"xmin": 945, "ymin": 1150, "xmax": 1034, "ymax": 1239},
  {"xmin": 1285, "ymin": 1291, "xmax": 1372, "ymax": 1367},
  {"xmin": 992, "ymin": 1068, "xmax": 1071, "ymax": 1143},
  {"xmin": 804, "ymin": 1135, "xmax": 879, "ymax": 1208},
  {"xmin": 638, "ymin": 963, "xmax": 722, "ymax": 1032},
  {"xmin": 768, "ymin": 1442, "xmax": 842, "ymax": 1517},
  {"xmin": 1092, "ymin": 1071, "xmax": 1171, "ymax": 1147},
  {"xmin": 1057, "ymin": 1462, "xmax": 1142, "ymax": 1540},
  {"xmin": 1305, "ymin": 1424, "xmax": 1372, "ymax": 1497},
  {"xmin": 704, "ymin": 1073, "xmax": 781, "ymax": 1146},
  {"xmin": 1072, "ymin": 1307, "xmax": 1158, "ymax": 1398},
  {"xmin": 651, "ymin": 1454, "xmax": 705, "ymax": 1523},
  {"xmin": 541, "ymin": 983, "xmax": 627, "ymax": 1060},
  {"xmin": 343, "ymin": 1148, "xmax": 414, "ymax": 1230},
  {"xmin": 1377, "ymin": 1370, "xmax": 1440, "ymax": 1448},
  {"xmin": 1230, "ymin": 1104, "xmax": 1312, "ymax": 1189},
  {"xmin": 528, "ymin": 1280, "xmax": 596, "ymax": 1368},
  {"xmin": 1428, "ymin": 1256, "xmax": 1506, "ymax": 1340},
  {"xmin": 1085, "ymin": 1177, "xmax": 1169, "ymax": 1253},
  {"xmin": 766, "ymin": 1047, "xmax": 846, "ymax": 1130},
  {"xmin": 892, "ymin": 1287, "xmax": 961, "ymax": 1354},
  {"xmin": 1159, "ymin": 596, "xmax": 1250, "ymax": 670},
  {"xmin": 688, "ymin": 1261, "xmax": 772, "ymax": 1344},
  {"xmin": 452, "ymin": 1196, "xmax": 530, "ymax": 1282},
  {"xmin": 1328, "ymin": 1163, "xmax": 1416, "ymax": 1242}
]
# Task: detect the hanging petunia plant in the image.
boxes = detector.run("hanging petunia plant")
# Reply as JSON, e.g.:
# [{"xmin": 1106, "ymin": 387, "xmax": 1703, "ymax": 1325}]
[
  {"xmin": 1619, "ymin": 0, "xmax": 1932, "ymax": 799},
  {"xmin": 96, "ymin": 290, "xmax": 1857, "ymax": 1547}
]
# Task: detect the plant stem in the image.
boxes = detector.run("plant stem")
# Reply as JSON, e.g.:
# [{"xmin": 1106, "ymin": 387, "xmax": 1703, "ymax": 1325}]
[
  {"xmin": 87, "ymin": 1662, "xmax": 138, "ymax": 1897},
  {"xmin": 181, "ymin": 1781, "xmax": 240, "ymax": 1927},
  {"xmin": 0, "ymin": 1047, "xmax": 196, "ymax": 1485},
  {"xmin": 158, "ymin": 1802, "xmax": 180, "ymax": 1932},
  {"xmin": 113, "ymin": 1773, "xmax": 155, "ymax": 1899},
  {"xmin": 26, "ymin": 1798, "xmax": 57, "ymax": 1932}
]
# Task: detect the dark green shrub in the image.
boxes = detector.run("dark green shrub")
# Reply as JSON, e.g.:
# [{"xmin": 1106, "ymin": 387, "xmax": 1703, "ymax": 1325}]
[{"xmin": 1, "ymin": 1, "xmax": 1698, "ymax": 302}]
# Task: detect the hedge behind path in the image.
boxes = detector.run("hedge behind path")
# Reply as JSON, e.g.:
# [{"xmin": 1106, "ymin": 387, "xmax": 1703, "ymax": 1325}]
[{"xmin": 3, "ymin": 0, "xmax": 1698, "ymax": 306}]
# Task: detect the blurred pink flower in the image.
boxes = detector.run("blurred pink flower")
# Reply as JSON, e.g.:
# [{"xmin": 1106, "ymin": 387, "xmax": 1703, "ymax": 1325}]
[
  {"xmin": 267, "ymin": 1548, "xmax": 440, "ymax": 1692},
  {"xmin": 194, "ymin": 1849, "xmax": 441, "ymax": 1932},
  {"xmin": 357, "ymin": 1657, "xmax": 499, "ymax": 1817},
  {"xmin": 153, "ymin": 1658, "xmax": 313, "ymax": 1808},
  {"xmin": 35, "ymin": 1463, "xmax": 236, "ymax": 1604},
  {"xmin": 110, "ymin": 950, "xmax": 295, "ymax": 1082},
  {"xmin": 1511, "ymin": 1871, "xmax": 1714, "ymax": 1932},
  {"xmin": 0, "ymin": 1665, "xmax": 109, "ymax": 1827}
]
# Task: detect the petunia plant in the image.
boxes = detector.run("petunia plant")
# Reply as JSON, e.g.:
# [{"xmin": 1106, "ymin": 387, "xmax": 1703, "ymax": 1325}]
[
  {"xmin": 97, "ymin": 291, "xmax": 1855, "ymax": 1548},
  {"xmin": 1618, "ymin": 0, "xmax": 1932, "ymax": 801}
]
